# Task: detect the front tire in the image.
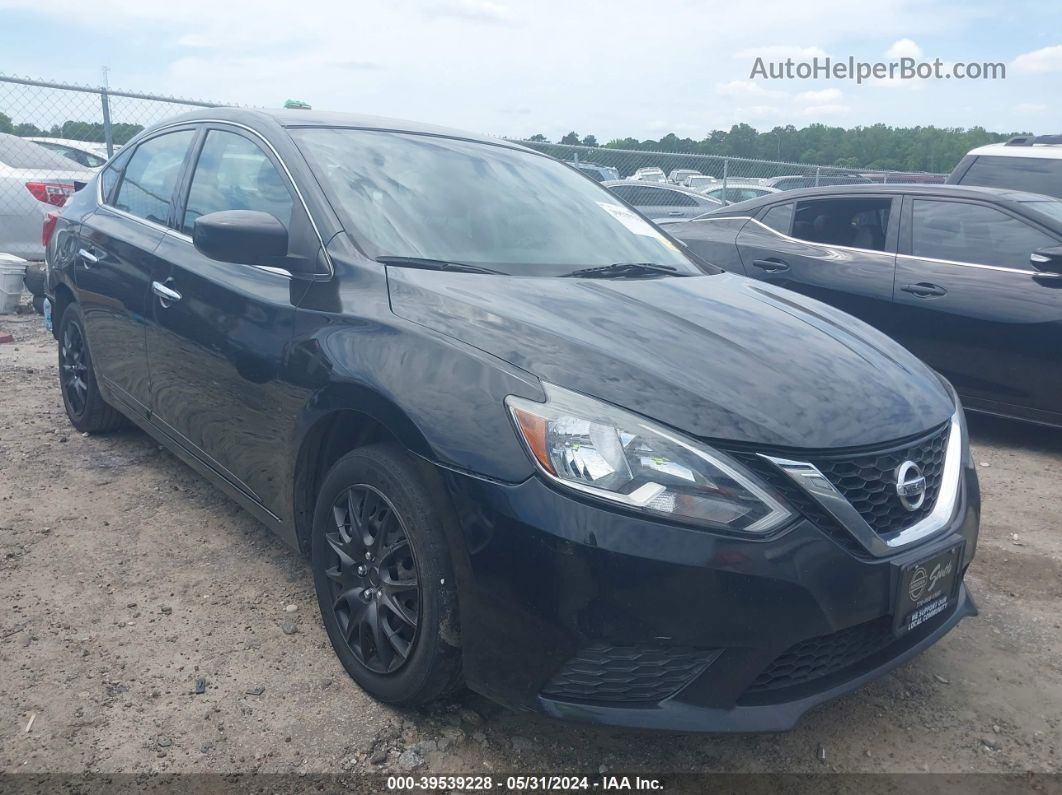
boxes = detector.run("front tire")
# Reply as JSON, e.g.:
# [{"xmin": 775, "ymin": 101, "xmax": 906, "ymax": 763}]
[
  {"xmin": 57, "ymin": 303, "xmax": 126, "ymax": 434},
  {"xmin": 311, "ymin": 443, "xmax": 462, "ymax": 705}
]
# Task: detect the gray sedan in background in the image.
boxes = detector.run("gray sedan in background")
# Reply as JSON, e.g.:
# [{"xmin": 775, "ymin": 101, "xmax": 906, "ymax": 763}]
[
  {"xmin": 603, "ymin": 180, "xmax": 723, "ymax": 221},
  {"xmin": 0, "ymin": 133, "xmax": 94, "ymax": 260}
]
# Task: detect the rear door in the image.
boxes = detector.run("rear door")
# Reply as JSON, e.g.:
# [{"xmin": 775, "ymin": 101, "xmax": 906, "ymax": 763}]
[
  {"xmin": 76, "ymin": 128, "xmax": 196, "ymax": 417},
  {"xmin": 146, "ymin": 125, "xmax": 314, "ymax": 512},
  {"xmin": 733, "ymin": 195, "xmax": 900, "ymax": 330},
  {"xmin": 893, "ymin": 196, "xmax": 1062, "ymax": 423}
]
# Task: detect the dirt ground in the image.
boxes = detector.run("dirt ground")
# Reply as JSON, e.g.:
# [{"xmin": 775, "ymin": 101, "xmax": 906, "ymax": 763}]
[{"xmin": 1, "ymin": 297, "xmax": 1061, "ymax": 781}]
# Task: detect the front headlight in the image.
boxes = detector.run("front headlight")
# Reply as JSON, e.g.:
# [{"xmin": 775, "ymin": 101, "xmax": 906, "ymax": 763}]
[{"xmin": 506, "ymin": 383, "xmax": 793, "ymax": 534}]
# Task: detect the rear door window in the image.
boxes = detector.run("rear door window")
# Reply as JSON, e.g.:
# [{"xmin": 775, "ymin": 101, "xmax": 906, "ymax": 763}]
[
  {"xmin": 791, "ymin": 197, "xmax": 892, "ymax": 251},
  {"xmin": 910, "ymin": 199, "xmax": 1058, "ymax": 269},
  {"xmin": 113, "ymin": 130, "xmax": 195, "ymax": 225},
  {"xmin": 957, "ymin": 155, "xmax": 1062, "ymax": 198}
]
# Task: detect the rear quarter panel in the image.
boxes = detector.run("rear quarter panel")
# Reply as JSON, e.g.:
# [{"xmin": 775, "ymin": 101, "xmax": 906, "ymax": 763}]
[{"xmin": 670, "ymin": 216, "xmax": 751, "ymax": 274}]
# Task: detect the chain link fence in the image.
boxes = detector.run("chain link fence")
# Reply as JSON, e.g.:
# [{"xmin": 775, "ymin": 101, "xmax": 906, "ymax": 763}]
[
  {"xmin": 513, "ymin": 140, "xmax": 946, "ymax": 200},
  {"xmin": 0, "ymin": 74, "xmax": 230, "ymax": 260},
  {"xmin": 0, "ymin": 72, "xmax": 946, "ymax": 263}
]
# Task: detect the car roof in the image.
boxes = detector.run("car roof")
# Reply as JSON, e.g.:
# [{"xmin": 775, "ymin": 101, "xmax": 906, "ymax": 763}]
[
  {"xmin": 706, "ymin": 182, "xmax": 1056, "ymax": 214},
  {"xmin": 966, "ymin": 141, "xmax": 1062, "ymax": 159},
  {"xmin": 143, "ymin": 106, "xmax": 532, "ymax": 153}
]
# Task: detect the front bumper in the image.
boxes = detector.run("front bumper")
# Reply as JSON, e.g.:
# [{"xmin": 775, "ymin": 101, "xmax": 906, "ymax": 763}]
[{"xmin": 438, "ymin": 460, "xmax": 979, "ymax": 733}]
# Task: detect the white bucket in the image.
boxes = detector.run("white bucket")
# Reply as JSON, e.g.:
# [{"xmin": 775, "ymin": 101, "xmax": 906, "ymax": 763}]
[{"xmin": 0, "ymin": 253, "xmax": 28, "ymax": 315}]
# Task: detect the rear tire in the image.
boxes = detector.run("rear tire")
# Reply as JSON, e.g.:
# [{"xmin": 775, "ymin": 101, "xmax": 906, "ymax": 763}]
[
  {"xmin": 57, "ymin": 303, "xmax": 126, "ymax": 434},
  {"xmin": 311, "ymin": 443, "xmax": 462, "ymax": 705}
]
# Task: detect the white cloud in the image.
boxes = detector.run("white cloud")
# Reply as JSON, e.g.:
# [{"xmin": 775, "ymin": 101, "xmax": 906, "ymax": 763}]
[
  {"xmin": 885, "ymin": 38, "xmax": 922, "ymax": 59},
  {"xmin": 734, "ymin": 45, "xmax": 829, "ymax": 60},
  {"xmin": 1014, "ymin": 103, "xmax": 1048, "ymax": 113},
  {"xmin": 796, "ymin": 88, "xmax": 843, "ymax": 103},
  {"xmin": 801, "ymin": 104, "xmax": 850, "ymax": 117},
  {"xmin": 1012, "ymin": 44, "xmax": 1062, "ymax": 74},
  {"xmin": 426, "ymin": 0, "xmax": 516, "ymax": 24},
  {"xmin": 716, "ymin": 80, "xmax": 785, "ymax": 99},
  {"xmin": 734, "ymin": 105, "xmax": 783, "ymax": 120}
]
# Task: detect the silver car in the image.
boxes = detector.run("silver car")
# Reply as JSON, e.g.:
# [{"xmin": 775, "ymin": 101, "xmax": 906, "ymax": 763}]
[
  {"xmin": 603, "ymin": 180, "xmax": 723, "ymax": 221},
  {"xmin": 0, "ymin": 133, "xmax": 94, "ymax": 260},
  {"xmin": 25, "ymin": 137, "xmax": 110, "ymax": 170}
]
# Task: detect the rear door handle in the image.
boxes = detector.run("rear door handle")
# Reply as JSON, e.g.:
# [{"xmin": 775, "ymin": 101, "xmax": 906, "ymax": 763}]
[
  {"xmin": 901, "ymin": 282, "xmax": 947, "ymax": 298},
  {"xmin": 666, "ymin": 210, "xmax": 683, "ymax": 216},
  {"xmin": 751, "ymin": 258, "xmax": 790, "ymax": 273},
  {"xmin": 77, "ymin": 248, "xmax": 99, "ymax": 266},
  {"xmin": 1032, "ymin": 271, "xmax": 1062, "ymax": 286},
  {"xmin": 152, "ymin": 280, "xmax": 182, "ymax": 308}
]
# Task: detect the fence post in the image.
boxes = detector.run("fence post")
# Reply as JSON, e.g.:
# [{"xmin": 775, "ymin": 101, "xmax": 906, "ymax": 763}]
[
  {"xmin": 883, "ymin": 171, "xmax": 889, "ymax": 184},
  {"xmin": 814, "ymin": 166, "xmax": 821, "ymax": 187},
  {"xmin": 100, "ymin": 88, "xmax": 114, "ymax": 157},
  {"xmin": 721, "ymin": 157, "xmax": 728, "ymax": 204}
]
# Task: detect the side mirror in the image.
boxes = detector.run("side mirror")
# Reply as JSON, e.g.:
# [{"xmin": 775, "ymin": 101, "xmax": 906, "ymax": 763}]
[
  {"xmin": 193, "ymin": 210, "xmax": 291, "ymax": 269},
  {"xmin": 1030, "ymin": 245, "xmax": 1062, "ymax": 276}
]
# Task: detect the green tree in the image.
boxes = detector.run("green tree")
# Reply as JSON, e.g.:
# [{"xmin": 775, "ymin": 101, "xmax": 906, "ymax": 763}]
[
  {"xmin": 0, "ymin": 112, "xmax": 12, "ymax": 134},
  {"xmin": 559, "ymin": 131, "xmax": 581, "ymax": 145},
  {"xmin": 581, "ymin": 134, "xmax": 598, "ymax": 147},
  {"xmin": 527, "ymin": 133, "xmax": 548, "ymax": 142}
]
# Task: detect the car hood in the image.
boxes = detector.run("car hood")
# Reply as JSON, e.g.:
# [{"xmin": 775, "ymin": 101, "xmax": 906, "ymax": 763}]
[{"xmin": 387, "ymin": 269, "xmax": 954, "ymax": 450}]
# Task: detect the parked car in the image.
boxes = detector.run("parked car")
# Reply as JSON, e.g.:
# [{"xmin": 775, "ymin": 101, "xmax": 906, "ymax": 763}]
[
  {"xmin": 667, "ymin": 168, "xmax": 702, "ymax": 185},
  {"xmin": 25, "ymin": 137, "xmax": 110, "ymax": 169},
  {"xmin": 703, "ymin": 181, "xmax": 780, "ymax": 205},
  {"xmin": 46, "ymin": 108, "xmax": 977, "ymax": 733},
  {"xmin": 629, "ymin": 166, "xmax": 667, "ymax": 182},
  {"xmin": 670, "ymin": 183, "xmax": 1062, "ymax": 428},
  {"xmin": 948, "ymin": 135, "xmax": 1062, "ymax": 198},
  {"xmin": 0, "ymin": 133, "xmax": 94, "ymax": 260},
  {"xmin": 603, "ymin": 180, "xmax": 723, "ymax": 220},
  {"xmin": 566, "ymin": 161, "xmax": 619, "ymax": 182},
  {"xmin": 683, "ymin": 175, "xmax": 719, "ymax": 190},
  {"xmin": 766, "ymin": 173, "xmax": 873, "ymax": 191}
]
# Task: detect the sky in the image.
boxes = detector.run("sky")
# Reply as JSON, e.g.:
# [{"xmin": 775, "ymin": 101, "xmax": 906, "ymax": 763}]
[{"xmin": 0, "ymin": 0, "xmax": 1060, "ymax": 141}]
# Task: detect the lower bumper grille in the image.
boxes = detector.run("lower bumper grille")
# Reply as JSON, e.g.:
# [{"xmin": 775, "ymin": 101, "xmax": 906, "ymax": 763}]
[
  {"xmin": 541, "ymin": 644, "xmax": 717, "ymax": 704},
  {"xmin": 741, "ymin": 617, "xmax": 895, "ymax": 700}
]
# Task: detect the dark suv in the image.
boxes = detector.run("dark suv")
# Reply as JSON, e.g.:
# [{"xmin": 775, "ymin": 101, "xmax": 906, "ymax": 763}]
[{"xmin": 45, "ymin": 108, "xmax": 979, "ymax": 732}]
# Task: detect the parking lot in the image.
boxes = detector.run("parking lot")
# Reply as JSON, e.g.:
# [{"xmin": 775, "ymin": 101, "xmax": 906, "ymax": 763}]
[{"xmin": 0, "ymin": 300, "xmax": 1060, "ymax": 780}]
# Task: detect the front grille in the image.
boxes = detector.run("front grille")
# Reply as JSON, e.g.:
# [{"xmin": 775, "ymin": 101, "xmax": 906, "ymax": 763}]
[
  {"xmin": 807, "ymin": 425, "xmax": 949, "ymax": 537},
  {"xmin": 541, "ymin": 644, "xmax": 716, "ymax": 704},
  {"xmin": 741, "ymin": 617, "xmax": 895, "ymax": 699}
]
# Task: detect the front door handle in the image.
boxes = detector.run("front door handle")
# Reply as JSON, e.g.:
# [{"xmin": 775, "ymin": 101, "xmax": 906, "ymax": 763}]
[
  {"xmin": 901, "ymin": 282, "xmax": 947, "ymax": 298},
  {"xmin": 666, "ymin": 210, "xmax": 683, "ymax": 216},
  {"xmin": 77, "ymin": 248, "xmax": 99, "ymax": 267},
  {"xmin": 751, "ymin": 258, "xmax": 790, "ymax": 273},
  {"xmin": 152, "ymin": 280, "xmax": 182, "ymax": 308}
]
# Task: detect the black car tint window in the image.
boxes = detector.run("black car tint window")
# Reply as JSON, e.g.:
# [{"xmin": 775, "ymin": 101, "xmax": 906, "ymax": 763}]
[
  {"xmin": 761, "ymin": 203, "xmax": 794, "ymax": 234},
  {"xmin": 791, "ymin": 198, "xmax": 891, "ymax": 251},
  {"xmin": 911, "ymin": 200, "xmax": 1057, "ymax": 269},
  {"xmin": 182, "ymin": 130, "xmax": 295, "ymax": 235},
  {"xmin": 959, "ymin": 156, "xmax": 1062, "ymax": 199},
  {"xmin": 113, "ymin": 130, "xmax": 194, "ymax": 225}
]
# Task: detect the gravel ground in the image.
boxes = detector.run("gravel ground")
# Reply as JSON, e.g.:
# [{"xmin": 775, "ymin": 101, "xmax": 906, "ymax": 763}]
[{"xmin": 1, "ymin": 298, "xmax": 1061, "ymax": 780}]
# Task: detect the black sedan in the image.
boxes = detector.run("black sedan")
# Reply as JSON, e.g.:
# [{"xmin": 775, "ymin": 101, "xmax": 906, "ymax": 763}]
[
  {"xmin": 45, "ymin": 109, "xmax": 977, "ymax": 732},
  {"xmin": 671, "ymin": 184, "xmax": 1062, "ymax": 429}
]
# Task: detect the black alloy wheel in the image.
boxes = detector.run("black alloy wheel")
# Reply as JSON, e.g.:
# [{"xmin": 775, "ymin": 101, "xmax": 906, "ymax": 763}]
[
  {"xmin": 60, "ymin": 318, "xmax": 89, "ymax": 418},
  {"xmin": 323, "ymin": 484, "xmax": 421, "ymax": 674}
]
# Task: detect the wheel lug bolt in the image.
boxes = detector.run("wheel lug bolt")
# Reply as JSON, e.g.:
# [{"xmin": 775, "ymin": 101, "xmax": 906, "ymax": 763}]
[
  {"xmin": 357, "ymin": 565, "xmax": 367, "ymax": 576},
  {"xmin": 365, "ymin": 552, "xmax": 372, "ymax": 561},
  {"xmin": 363, "ymin": 588, "xmax": 374, "ymax": 600}
]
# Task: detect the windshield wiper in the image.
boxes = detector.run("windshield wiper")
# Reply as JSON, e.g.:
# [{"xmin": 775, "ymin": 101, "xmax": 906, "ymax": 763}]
[
  {"xmin": 562, "ymin": 262, "xmax": 688, "ymax": 279},
  {"xmin": 376, "ymin": 255, "xmax": 507, "ymax": 275}
]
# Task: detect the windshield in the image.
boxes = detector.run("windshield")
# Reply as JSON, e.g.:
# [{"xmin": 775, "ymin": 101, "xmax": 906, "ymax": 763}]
[{"xmin": 293, "ymin": 129, "xmax": 701, "ymax": 276}]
